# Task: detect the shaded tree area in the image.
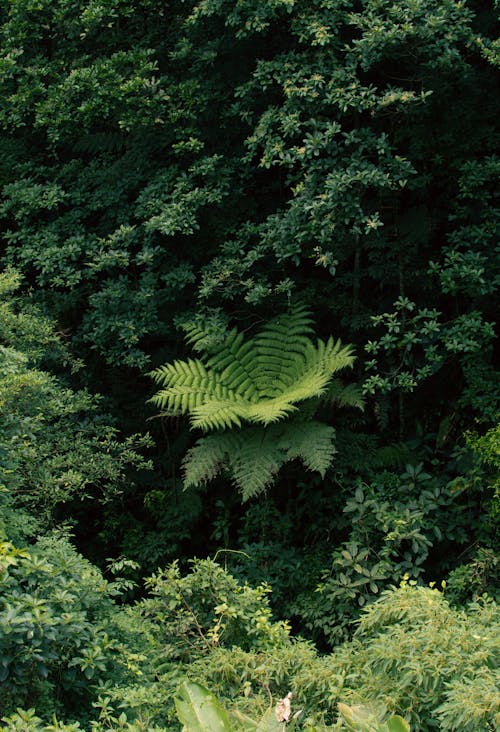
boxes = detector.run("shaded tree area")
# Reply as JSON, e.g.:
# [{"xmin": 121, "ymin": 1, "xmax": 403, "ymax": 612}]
[{"xmin": 0, "ymin": 1, "xmax": 498, "ymax": 727}]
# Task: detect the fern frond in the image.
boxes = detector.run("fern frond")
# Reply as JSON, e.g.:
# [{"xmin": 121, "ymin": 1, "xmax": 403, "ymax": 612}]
[
  {"xmin": 150, "ymin": 357, "xmax": 209, "ymax": 387},
  {"xmin": 245, "ymin": 368, "xmax": 329, "ymax": 425},
  {"xmin": 229, "ymin": 431, "xmax": 283, "ymax": 500},
  {"xmin": 245, "ymin": 397, "xmax": 300, "ymax": 425},
  {"xmin": 315, "ymin": 337, "xmax": 356, "ymax": 374},
  {"xmin": 149, "ymin": 358, "xmax": 233, "ymax": 415},
  {"xmin": 182, "ymin": 324, "xmax": 211, "ymax": 354},
  {"xmin": 151, "ymin": 306, "xmax": 358, "ymax": 438},
  {"xmin": 279, "ymin": 421, "xmax": 336, "ymax": 476},
  {"xmin": 324, "ymin": 379, "xmax": 365, "ymax": 410},
  {"xmin": 183, "ymin": 433, "xmax": 238, "ymax": 488},
  {"xmin": 214, "ymin": 337, "xmax": 260, "ymax": 400},
  {"xmin": 252, "ymin": 306, "xmax": 315, "ymax": 396},
  {"xmin": 182, "ymin": 420, "xmax": 338, "ymax": 500},
  {"xmin": 190, "ymin": 398, "xmax": 248, "ymax": 430}
]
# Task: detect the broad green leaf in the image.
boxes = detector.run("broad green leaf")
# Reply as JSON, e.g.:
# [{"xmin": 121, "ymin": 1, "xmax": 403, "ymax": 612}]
[
  {"xmin": 175, "ymin": 680, "xmax": 233, "ymax": 732},
  {"xmin": 386, "ymin": 717, "xmax": 410, "ymax": 732}
]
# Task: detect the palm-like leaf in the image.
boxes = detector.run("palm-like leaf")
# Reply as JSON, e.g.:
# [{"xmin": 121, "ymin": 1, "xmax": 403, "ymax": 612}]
[{"xmin": 150, "ymin": 306, "xmax": 355, "ymax": 431}]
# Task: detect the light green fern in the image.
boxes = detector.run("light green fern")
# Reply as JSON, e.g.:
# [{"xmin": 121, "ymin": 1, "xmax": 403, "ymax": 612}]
[
  {"xmin": 183, "ymin": 421, "xmax": 336, "ymax": 500},
  {"xmin": 151, "ymin": 306, "xmax": 357, "ymax": 430},
  {"xmin": 150, "ymin": 306, "xmax": 362, "ymax": 498}
]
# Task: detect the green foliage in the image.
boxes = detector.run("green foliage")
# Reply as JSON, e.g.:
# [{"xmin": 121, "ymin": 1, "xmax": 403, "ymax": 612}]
[
  {"xmin": 151, "ymin": 307, "xmax": 361, "ymax": 498},
  {"xmin": 139, "ymin": 558, "xmax": 290, "ymax": 660},
  {"xmin": 0, "ymin": 533, "xmax": 126, "ymax": 719},
  {"xmin": 151, "ymin": 307, "xmax": 358, "ymax": 430},
  {"xmin": 0, "ymin": 1, "xmax": 497, "ymax": 729},
  {"xmin": 0, "ymin": 269, "xmax": 151, "ymax": 529},
  {"xmin": 175, "ymin": 680, "xmax": 233, "ymax": 732},
  {"xmin": 292, "ymin": 462, "xmax": 476, "ymax": 644},
  {"xmin": 183, "ymin": 421, "xmax": 336, "ymax": 500},
  {"xmin": 173, "ymin": 680, "xmax": 412, "ymax": 732},
  {"xmin": 334, "ymin": 584, "xmax": 500, "ymax": 731},
  {"xmin": 363, "ymin": 297, "xmax": 498, "ymax": 420},
  {"xmin": 0, "ymin": 0, "xmax": 497, "ymax": 435},
  {"xmin": 446, "ymin": 547, "xmax": 499, "ymax": 606},
  {"xmin": 0, "ymin": 0, "xmax": 497, "ymax": 600},
  {"xmin": 0, "ymin": 707, "xmax": 82, "ymax": 731},
  {"xmin": 444, "ymin": 425, "xmax": 500, "ymax": 603},
  {"xmin": 1, "ymin": 561, "xmax": 497, "ymax": 731},
  {"xmin": 130, "ymin": 572, "xmax": 498, "ymax": 732},
  {"xmin": 337, "ymin": 704, "xmax": 409, "ymax": 732}
]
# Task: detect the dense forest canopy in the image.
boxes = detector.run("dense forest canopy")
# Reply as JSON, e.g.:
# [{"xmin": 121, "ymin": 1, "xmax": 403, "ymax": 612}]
[{"xmin": 0, "ymin": 0, "xmax": 498, "ymax": 729}]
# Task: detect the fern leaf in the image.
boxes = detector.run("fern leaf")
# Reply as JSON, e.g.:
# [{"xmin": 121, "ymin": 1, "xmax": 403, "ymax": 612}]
[
  {"xmin": 190, "ymin": 398, "xmax": 248, "ymax": 430},
  {"xmin": 315, "ymin": 337, "xmax": 356, "ymax": 374},
  {"xmin": 149, "ymin": 358, "xmax": 234, "ymax": 416},
  {"xmin": 150, "ymin": 378, "xmax": 233, "ymax": 414},
  {"xmin": 246, "ymin": 397, "xmax": 300, "ymax": 425},
  {"xmin": 183, "ymin": 433, "xmax": 237, "ymax": 487},
  {"xmin": 206, "ymin": 329, "xmax": 260, "ymax": 401},
  {"xmin": 324, "ymin": 379, "xmax": 365, "ymax": 410},
  {"xmin": 150, "ymin": 357, "xmax": 208, "ymax": 387},
  {"xmin": 183, "ymin": 321, "xmax": 215, "ymax": 352},
  {"xmin": 151, "ymin": 306, "xmax": 358, "ymax": 455},
  {"xmin": 244, "ymin": 367, "xmax": 329, "ymax": 425},
  {"xmin": 280, "ymin": 421, "xmax": 336, "ymax": 476},
  {"xmin": 229, "ymin": 430, "xmax": 284, "ymax": 500},
  {"xmin": 252, "ymin": 307, "xmax": 315, "ymax": 396},
  {"xmin": 181, "ymin": 420, "xmax": 337, "ymax": 499}
]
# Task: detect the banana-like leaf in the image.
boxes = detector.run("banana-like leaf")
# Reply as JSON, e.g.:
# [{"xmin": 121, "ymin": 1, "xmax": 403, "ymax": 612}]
[
  {"xmin": 175, "ymin": 680, "xmax": 233, "ymax": 732},
  {"xmin": 254, "ymin": 708, "xmax": 286, "ymax": 732},
  {"xmin": 386, "ymin": 717, "xmax": 410, "ymax": 732}
]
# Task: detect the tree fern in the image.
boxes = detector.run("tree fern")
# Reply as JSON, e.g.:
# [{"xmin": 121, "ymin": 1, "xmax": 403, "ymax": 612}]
[
  {"xmin": 151, "ymin": 306, "xmax": 361, "ymax": 498},
  {"xmin": 150, "ymin": 306, "xmax": 356, "ymax": 430}
]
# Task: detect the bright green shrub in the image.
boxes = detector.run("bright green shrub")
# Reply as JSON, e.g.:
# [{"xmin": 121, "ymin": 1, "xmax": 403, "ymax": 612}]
[
  {"xmin": 99, "ymin": 565, "xmax": 499, "ymax": 731},
  {"xmin": 1, "ymin": 563, "xmax": 498, "ymax": 730},
  {"xmin": 0, "ymin": 534, "xmax": 128, "ymax": 720},
  {"xmin": 139, "ymin": 558, "xmax": 291, "ymax": 659},
  {"xmin": 334, "ymin": 584, "xmax": 499, "ymax": 731},
  {"xmin": 0, "ymin": 708, "xmax": 82, "ymax": 731}
]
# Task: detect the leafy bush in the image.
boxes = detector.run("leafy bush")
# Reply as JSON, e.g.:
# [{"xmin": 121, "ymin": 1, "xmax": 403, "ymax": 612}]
[
  {"xmin": 139, "ymin": 558, "xmax": 291, "ymax": 658},
  {"xmin": 1, "ymin": 561, "xmax": 498, "ymax": 730},
  {"xmin": 97, "ymin": 564, "xmax": 498, "ymax": 730},
  {"xmin": 0, "ymin": 269, "xmax": 151, "ymax": 530},
  {"xmin": 292, "ymin": 462, "xmax": 475, "ymax": 644},
  {"xmin": 0, "ymin": 533, "xmax": 128, "ymax": 720},
  {"xmin": 334, "ymin": 584, "xmax": 499, "ymax": 731}
]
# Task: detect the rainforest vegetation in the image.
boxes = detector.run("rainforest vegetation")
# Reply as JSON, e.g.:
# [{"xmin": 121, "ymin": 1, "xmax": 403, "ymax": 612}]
[{"xmin": 0, "ymin": 0, "xmax": 499, "ymax": 729}]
